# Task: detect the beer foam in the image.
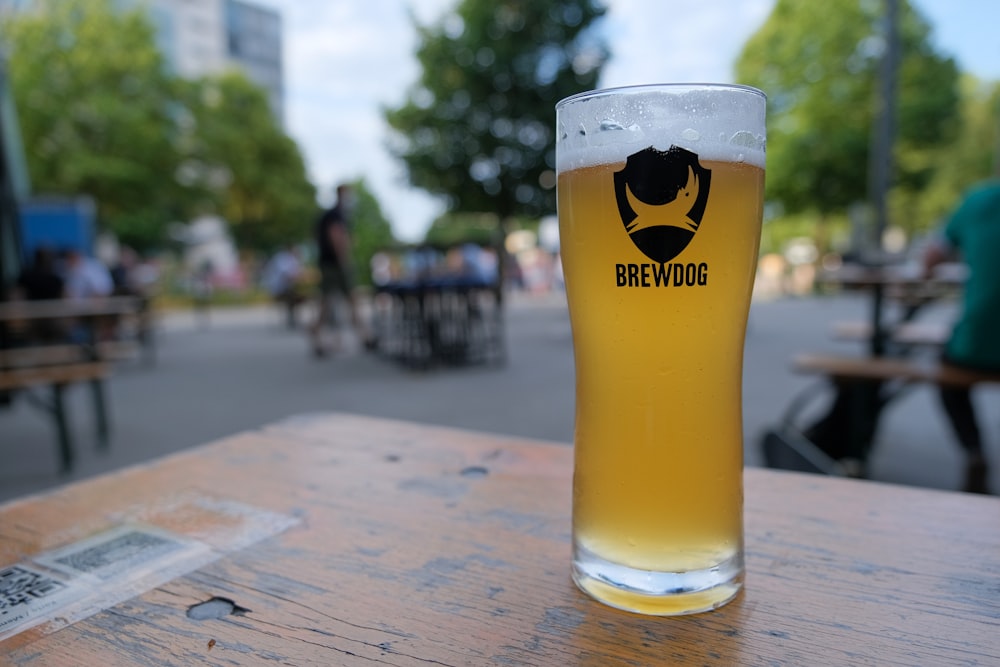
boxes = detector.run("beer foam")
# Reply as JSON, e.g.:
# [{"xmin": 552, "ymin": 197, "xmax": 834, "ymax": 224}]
[{"xmin": 556, "ymin": 85, "xmax": 766, "ymax": 172}]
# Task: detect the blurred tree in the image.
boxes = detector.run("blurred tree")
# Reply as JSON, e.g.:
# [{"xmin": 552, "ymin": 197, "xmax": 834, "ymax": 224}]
[
  {"xmin": 177, "ymin": 72, "xmax": 317, "ymax": 252},
  {"xmin": 2, "ymin": 0, "xmax": 182, "ymax": 250},
  {"xmin": 735, "ymin": 0, "xmax": 959, "ymax": 238},
  {"xmin": 385, "ymin": 0, "xmax": 608, "ymax": 227},
  {"xmin": 347, "ymin": 177, "xmax": 397, "ymax": 286},
  {"xmin": 423, "ymin": 212, "xmax": 508, "ymax": 248},
  {"xmin": 903, "ymin": 78, "xmax": 1000, "ymax": 233}
]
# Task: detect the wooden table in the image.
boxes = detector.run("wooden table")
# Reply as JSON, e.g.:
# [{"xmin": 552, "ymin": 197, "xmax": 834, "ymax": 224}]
[
  {"xmin": 818, "ymin": 263, "xmax": 963, "ymax": 351},
  {"xmin": 1, "ymin": 414, "xmax": 997, "ymax": 665}
]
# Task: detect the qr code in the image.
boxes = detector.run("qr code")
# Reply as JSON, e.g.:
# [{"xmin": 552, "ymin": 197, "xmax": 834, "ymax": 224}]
[
  {"xmin": 52, "ymin": 530, "xmax": 180, "ymax": 576},
  {"xmin": 0, "ymin": 566, "xmax": 67, "ymax": 615}
]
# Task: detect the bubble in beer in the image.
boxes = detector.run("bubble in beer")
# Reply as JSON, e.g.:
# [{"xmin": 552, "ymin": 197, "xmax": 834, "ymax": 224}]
[
  {"xmin": 729, "ymin": 130, "xmax": 764, "ymax": 152},
  {"xmin": 682, "ymin": 128, "xmax": 700, "ymax": 141},
  {"xmin": 600, "ymin": 119, "xmax": 626, "ymax": 132}
]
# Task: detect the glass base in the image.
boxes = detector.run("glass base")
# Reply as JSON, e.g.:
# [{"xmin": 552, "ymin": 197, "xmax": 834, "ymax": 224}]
[{"xmin": 572, "ymin": 545, "xmax": 743, "ymax": 616}]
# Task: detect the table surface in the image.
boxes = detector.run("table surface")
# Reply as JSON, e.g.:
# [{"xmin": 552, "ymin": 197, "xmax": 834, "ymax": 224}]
[{"xmin": 1, "ymin": 413, "xmax": 997, "ymax": 666}]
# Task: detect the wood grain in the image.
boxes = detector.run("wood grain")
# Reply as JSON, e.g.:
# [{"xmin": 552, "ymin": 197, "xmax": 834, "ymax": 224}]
[{"xmin": 1, "ymin": 413, "xmax": 998, "ymax": 666}]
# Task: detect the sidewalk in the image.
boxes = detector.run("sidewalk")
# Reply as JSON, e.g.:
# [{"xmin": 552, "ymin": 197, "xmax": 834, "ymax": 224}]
[{"xmin": 1, "ymin": 291, "xmax": 996, "ymax": 503}]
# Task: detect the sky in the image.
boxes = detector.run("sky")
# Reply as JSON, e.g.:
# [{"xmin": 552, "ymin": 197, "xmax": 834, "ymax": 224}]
[{"xmin": 253, "ymin": 0, "xmax": 1000, "ymax": 243}]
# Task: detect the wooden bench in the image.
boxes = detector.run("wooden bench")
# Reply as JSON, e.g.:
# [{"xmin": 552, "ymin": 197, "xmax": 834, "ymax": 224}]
[
  {"xmin": 763, "ymin": 354, "xmax": 1000, "ymax": 477},
  {"xmin": 0, "ymin": 295, "xmax": 155, "ymax": 365},
  {"xmin": 794, "ymin": 353, "xmax": 1000, "ymax": 388},
  {"xmin": 0, "ymin": 360, "xmax": 111, "ymax": 472},
  {"xmin": 0, "ymin": 340, "xmax": 139, "ymax": 368}
]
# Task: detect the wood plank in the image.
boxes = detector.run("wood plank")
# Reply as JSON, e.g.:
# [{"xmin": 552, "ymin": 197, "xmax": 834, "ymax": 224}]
[
  {"xmin": 0, "ymin": 413, "xmax": 997, "ymax": 665},
  {"xmin": 0, "ymin": 341, "xmax": 139, "ymax": 368},
  {"xmin": 0, "ymin": 296, "xmax": 143, "ymax": 322},
  {"xmin": 794, "ymin": 353, "xmax": 1000, "ymax": 387},
  {"xmin": 0, "ymin": 362, "xmax": 108, "ymax": 391}
]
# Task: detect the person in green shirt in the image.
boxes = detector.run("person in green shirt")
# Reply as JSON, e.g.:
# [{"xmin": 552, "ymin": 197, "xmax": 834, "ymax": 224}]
[{"xmin": 924, "ymin": 178, "xmax": 1000, "ymax": 494}]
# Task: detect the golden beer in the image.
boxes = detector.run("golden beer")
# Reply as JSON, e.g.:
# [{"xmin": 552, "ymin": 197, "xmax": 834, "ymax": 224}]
[{"xmin": 556, "ymin": 85, "xmax": 765, "ymax": 615}]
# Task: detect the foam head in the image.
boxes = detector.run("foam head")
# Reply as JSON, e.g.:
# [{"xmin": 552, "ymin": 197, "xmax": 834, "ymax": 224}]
[{"xmin": 556, "ymin": 84, "xmax": 766, "ymax": 172}]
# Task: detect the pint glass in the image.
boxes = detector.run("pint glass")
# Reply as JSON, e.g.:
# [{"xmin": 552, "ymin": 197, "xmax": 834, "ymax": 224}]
[{"xmin": 555, "ymin": 84, "xmax": 765, "ymax": 615}]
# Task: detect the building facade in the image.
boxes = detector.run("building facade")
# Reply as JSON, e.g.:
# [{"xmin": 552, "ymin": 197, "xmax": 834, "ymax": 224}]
[
  {"xmin": 0, "ymin": 0, "xmax": 284, "ymax": 123},
  {"xmin": 153, "ymin": 0, "xmax": 283, "ymax": 123},
  {"xmin": 225, "ymin": 0, "xmax": 283, "ymax": 122}
]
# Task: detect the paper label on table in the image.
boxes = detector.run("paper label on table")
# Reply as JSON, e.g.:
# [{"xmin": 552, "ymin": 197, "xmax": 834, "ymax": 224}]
[
  {"xmin": 0, "ymin": 564, "xmax": 85, "ymax": 638},
  {"xmin": 0, "ymin": 497, "xmax": 300, "ymax": 642},
  {"xmin": 34, "ymin": 525, "xmax": 198, "ymax": 580},
  {"xmin": 0, "ymin": 524, "xmax": 209, "ymax": 643}
]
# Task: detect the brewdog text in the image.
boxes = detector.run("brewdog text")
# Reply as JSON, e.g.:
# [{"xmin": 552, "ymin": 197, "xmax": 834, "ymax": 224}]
[{"xmin": 615, "ymin": 262, "xmax": 709, "ymax": 288}]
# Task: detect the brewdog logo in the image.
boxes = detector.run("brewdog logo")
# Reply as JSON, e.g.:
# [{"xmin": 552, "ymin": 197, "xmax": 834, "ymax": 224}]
[{"xmin": 613, "ymin": 145, "xmax": 711, "ymax": 288}]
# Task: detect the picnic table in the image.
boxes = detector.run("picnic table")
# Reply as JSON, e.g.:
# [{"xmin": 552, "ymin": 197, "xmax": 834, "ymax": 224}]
[
  {"xmin": 1, "ymin": 413, "xmax": 996, "ymax": 665},
  {"xmin": 0, "ymin": 295, "xmax": 150, "ymax": 471},
  {"xmin": 373, "ymin": 276, "xmax": 504, "ymax": 369},
  {"xmin": 763, "ymin": 262, "xmax": 985, "ymax": 475}
]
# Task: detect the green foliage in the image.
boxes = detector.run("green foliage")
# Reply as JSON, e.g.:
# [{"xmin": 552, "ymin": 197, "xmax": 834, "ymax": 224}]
[
  {"xmin": 347, "ymin": 178, "xmax": 397, "ymax": 286},
  {"xmin": 2, "ymin": 0, "xmax": 318, "ymax": 252},
  {"xmin": 385, "ymin": 0, "xmax": 608, "ymax": 223},
  {"xmin": 904, "ymin": 77, "xmax": 1000, "ymax": 231},
  {"xmin": 760, "ymin": 213, "xmax": 851, "ymax": 256},
  {"xmin": 2, "ymin": 0, "xmax": 182, "ymax": 250},
  {"xmin": 735, "ymin": 0, "xmax": 960, "ymax": 225},
  {"xmin": 423, "ymin": 212, "xmax": 506, "ymax": 248},
  {"xmin": 177, "ymin": 72, "xmax": 317, "ymax": 252}
]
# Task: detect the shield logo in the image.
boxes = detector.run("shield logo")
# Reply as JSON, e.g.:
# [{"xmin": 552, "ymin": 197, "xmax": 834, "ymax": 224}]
[{"xmin": 613, "ymin": 145, "xmax": 712, "ymax": 263}]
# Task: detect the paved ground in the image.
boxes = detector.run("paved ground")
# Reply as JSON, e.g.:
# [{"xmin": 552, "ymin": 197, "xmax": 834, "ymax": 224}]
[{"xmin": 2, "ymin": 290, "xmax": 997, "ymax": 503}]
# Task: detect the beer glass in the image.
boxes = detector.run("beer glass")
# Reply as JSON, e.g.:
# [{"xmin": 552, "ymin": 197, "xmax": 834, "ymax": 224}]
[{"xmin": 555, "ymin": 84, "xmax": 765, "ymax": 615}]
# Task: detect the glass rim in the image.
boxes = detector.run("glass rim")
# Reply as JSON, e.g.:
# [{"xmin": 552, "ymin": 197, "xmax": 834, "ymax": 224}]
[{"xmin": 556, "ymin": 83, "xmax": 766, "ymax": 110}]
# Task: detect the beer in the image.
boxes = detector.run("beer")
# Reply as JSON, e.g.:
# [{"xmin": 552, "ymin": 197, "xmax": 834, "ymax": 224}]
[{"xmin": 556, "ymin": 85, "xmax": 765, "ymax": 615}]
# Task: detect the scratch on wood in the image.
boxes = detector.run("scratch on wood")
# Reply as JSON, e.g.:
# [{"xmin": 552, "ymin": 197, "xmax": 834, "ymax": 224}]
[
  {"xmin": 398, "ymin": 477, "xmax": 467, "ymax": 499},
  {"xmin": 535, "ymin": 606, "xmax": 585, "ymax": 636},
  {"xmin": 406, "ymin": 554, "xmax": 512, "ymax": 590}
]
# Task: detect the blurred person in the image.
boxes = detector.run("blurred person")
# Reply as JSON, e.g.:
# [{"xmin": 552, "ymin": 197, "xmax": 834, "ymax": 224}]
[
  {"xmin": 262, "ymin": 245, "xmax": 305, "ymax": 329},
  {"xmin": 14, "ymin": 247, "xmax": 66, "ymax": 342},
  {"xmin": 369, "ymin": 250, "xmax": 394, "ymax": 287},
  {"xmin": 309, "ymin": 184, "xmax": 376, "ymax": 357},
  {"xmin": 130, "ymin": 254, "xmax": 162, "ymax": 296},
  {"xmin": 63, "ymin": 249, "xmax": 113, "ymax": 301},
  {"xmin": 110, "ymin": 246, "xmax": 138, "ymax": 296},
  {"xmin": 459, "ymin": 243, "xmax": 499, "ymax": 286},
  {"xmin": 60, "ymin": 249, "xmax": 115, "ymax": 342},
  {"xmin": 923, "ymin": 176, "xmax": 1000, "ymax": 494},
  {"xmin": 192, "ymin": 258, "xmax": 215, "ymax": 329},
  {"xmin": 17, "ymin": 246, "xmax": 64, "ymax": 301},
  {"xmin": 402, "ymin": 245, "xmax": 441, "ymax": 282}
]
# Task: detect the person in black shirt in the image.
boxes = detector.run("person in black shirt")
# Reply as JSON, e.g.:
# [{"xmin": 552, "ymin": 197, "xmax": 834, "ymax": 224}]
[
  {"xmin": 17, "ymin": 247, "xmax": 64, "ymax": 300},
  {"xmin": 13, "ymin": 247, "xmax": 65, "ymax": 342},
  {"xmin": 309, "ymin": 184, "xmax": 376, "ymax": 357}
]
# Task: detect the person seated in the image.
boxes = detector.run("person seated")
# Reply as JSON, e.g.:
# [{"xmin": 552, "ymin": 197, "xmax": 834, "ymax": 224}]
[
  {"xmin": 11, "ymin": 247, "xmax": 66, "ymax": 342},
  {"xmin": 923, "ymin": 177, "xmax": 1000, "ymax": 494},
  {"xmin": 17, "ymin": 247, "xmax": 64, "ymax": 301},
  {"xmin": 262, "ymin": 246, "xmax": 305, "ymax": 329},
  {"xmin": 62, "ymin": 249, "xmax": 113, "ymax": 301}
]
